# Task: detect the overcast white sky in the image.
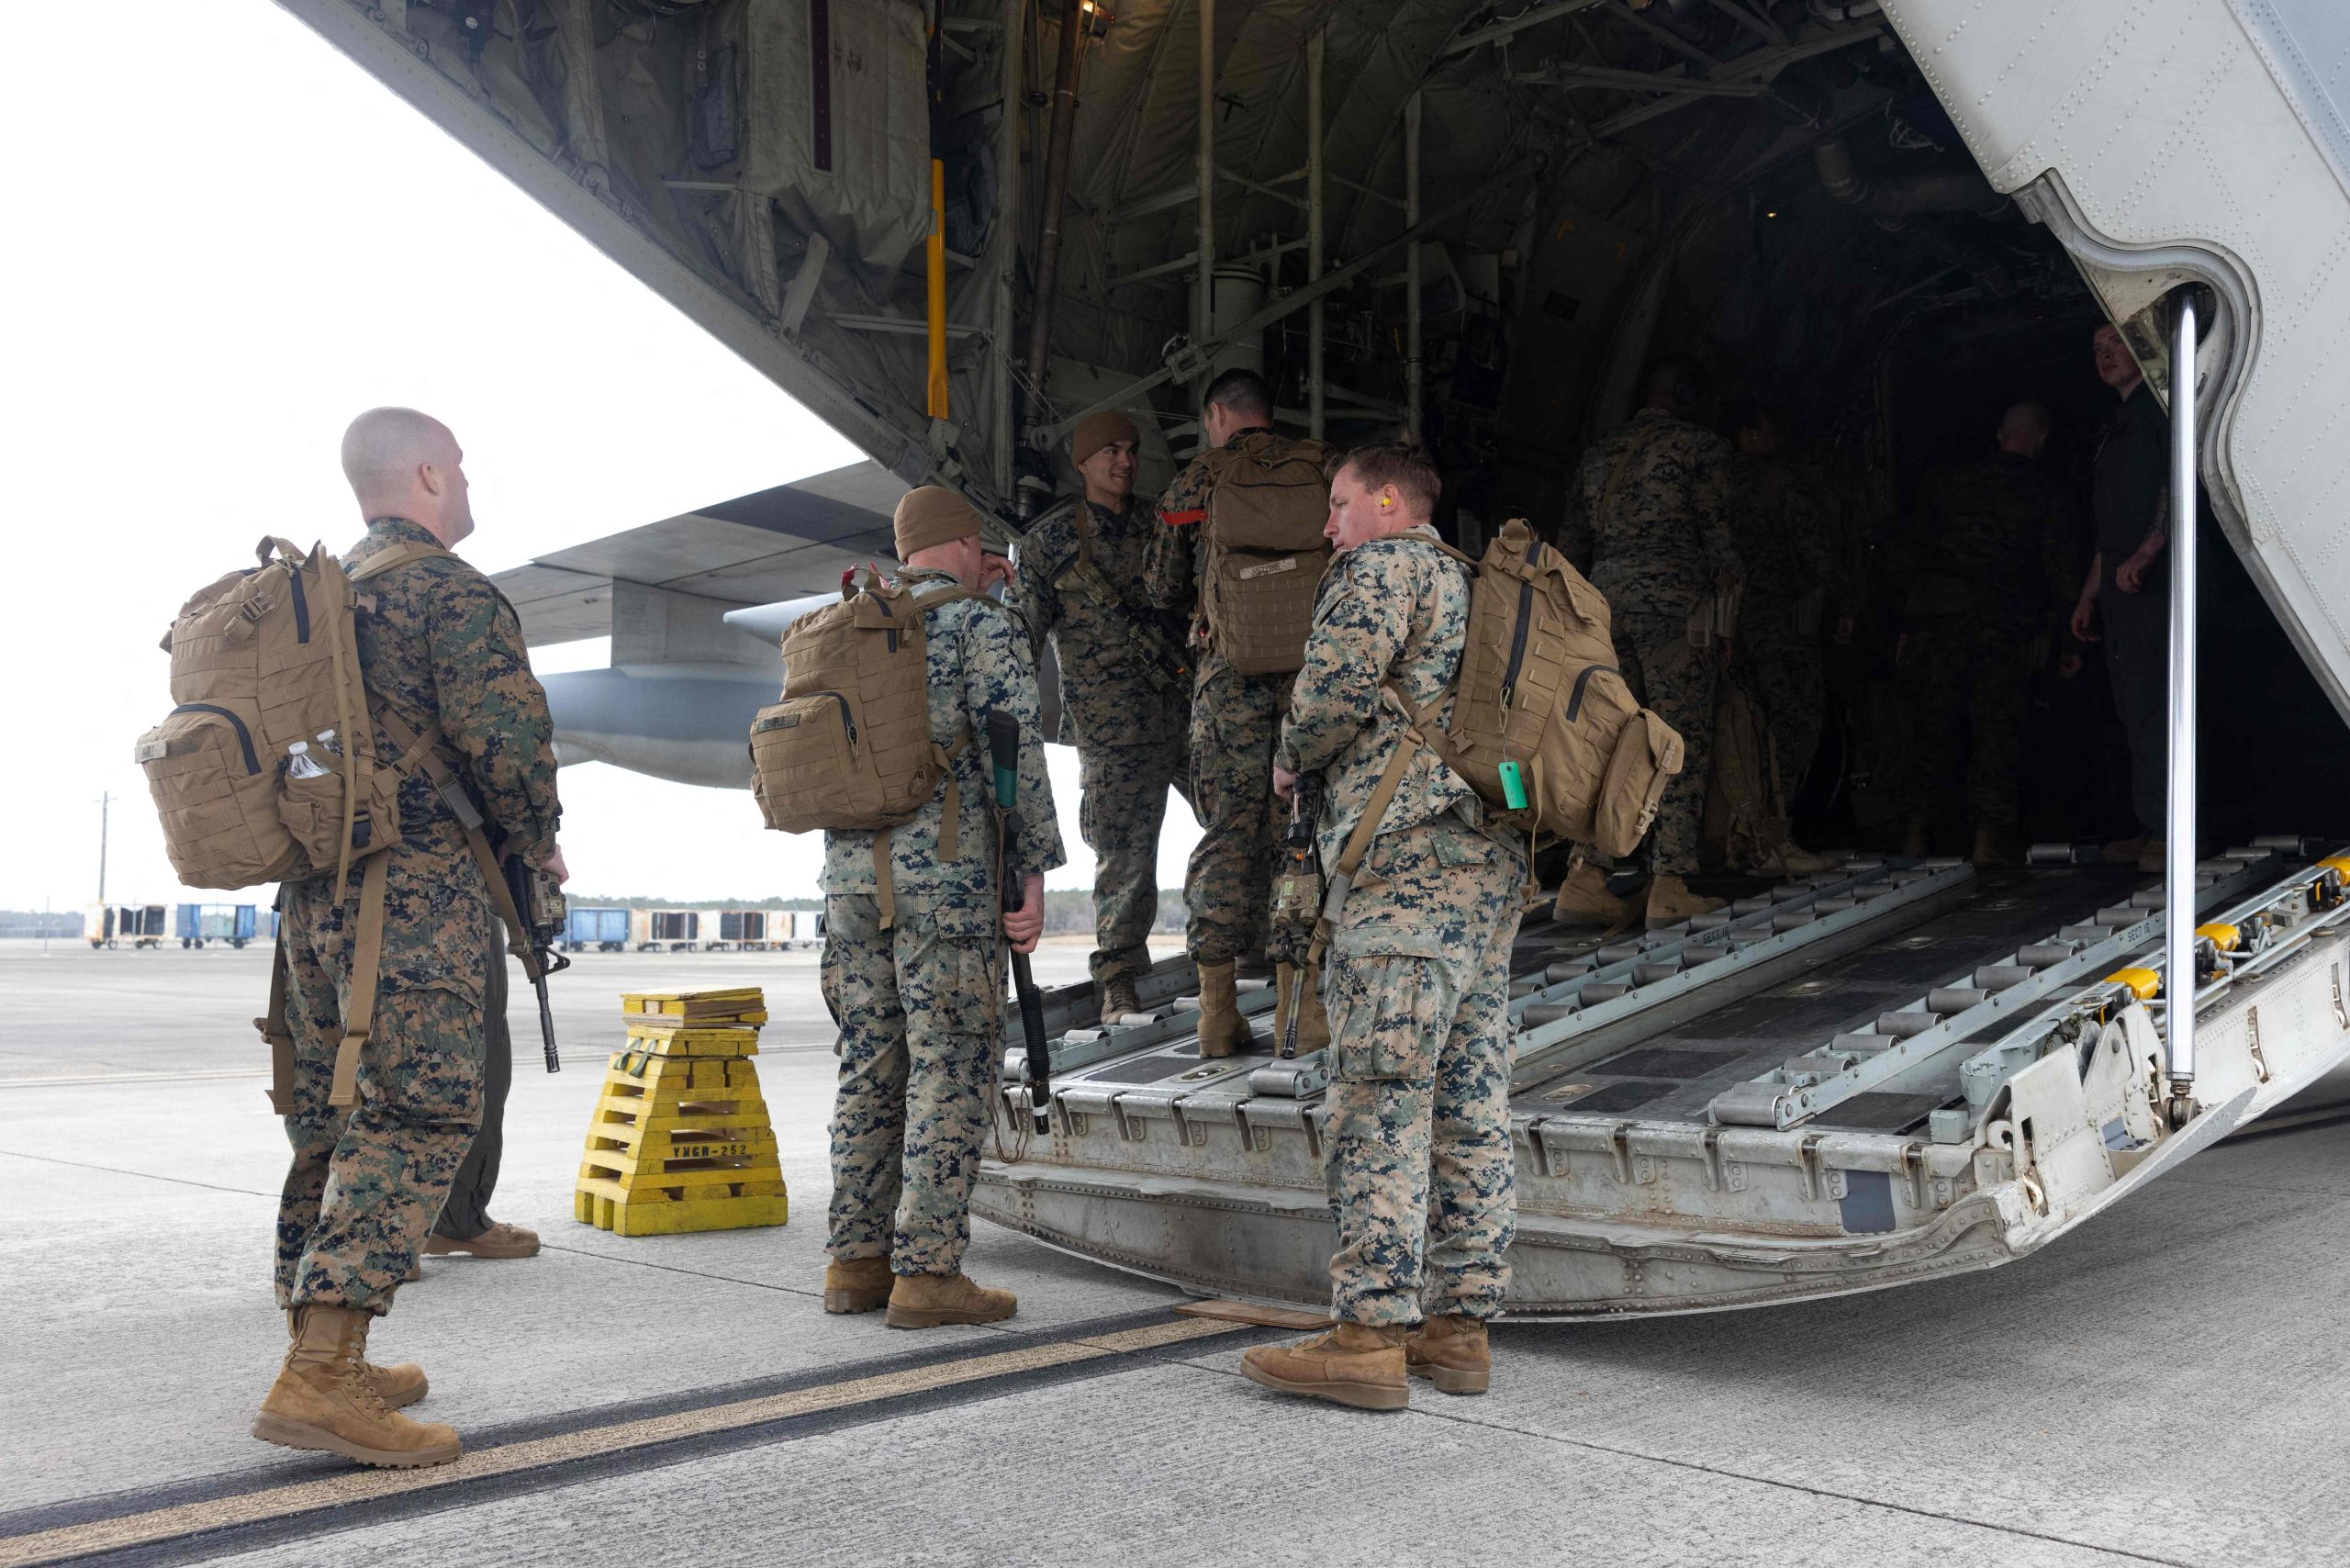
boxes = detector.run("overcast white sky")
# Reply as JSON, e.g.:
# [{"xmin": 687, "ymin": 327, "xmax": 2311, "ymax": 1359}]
[{"xmin": 0, "ymin": 1, "xmax": 1192, "ymax": 916}]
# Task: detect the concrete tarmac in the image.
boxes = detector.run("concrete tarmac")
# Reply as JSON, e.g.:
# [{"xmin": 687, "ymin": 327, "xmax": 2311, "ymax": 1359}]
[{"xmin": 4, "ymin": 938, "xmax": 2349, "ymax": 1566}]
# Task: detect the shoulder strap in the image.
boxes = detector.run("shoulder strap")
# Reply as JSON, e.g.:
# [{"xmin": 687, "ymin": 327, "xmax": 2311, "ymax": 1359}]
[
  {"xmin": 346, "ymin": 541, "xmax": 455, "ymax": 582},
  {"xmin": 1596, "ymin": 425, "xmax": 1667, "ymax": 536}
]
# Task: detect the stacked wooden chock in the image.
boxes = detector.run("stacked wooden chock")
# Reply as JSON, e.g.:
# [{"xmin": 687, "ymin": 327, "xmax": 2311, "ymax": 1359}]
[{"xmin": 573, "ymin": 987, "xmax": 789, "ymax": 1237}]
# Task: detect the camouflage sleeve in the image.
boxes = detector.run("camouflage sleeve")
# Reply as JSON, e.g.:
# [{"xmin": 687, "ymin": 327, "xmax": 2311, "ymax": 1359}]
[
  {"xmin": 1143, "ymin": 459, "xmax": 1210, "ymax": 611},
  {"xmin": 1008, "ymin": 510, "xmax": 1068, "ymax": 660},
  {"xmin": 1278, "ymin": 547, "xmax": 1409, "ymax": 777},
  {"xmin": 1552, "ymin": 486, "xmax": 1595, "ymax": 574},
  {"xmin": 2040, "ymin": 486, "xmax": 2085, "ymax": 612},
  {"xmin": 426, "ymin": 568, "xmax": 561, "ymax": 864},
  {"xmin": 964, "ymin": 601, "xmax": 1066, "ymax": 880},
  {"xmin": 1692, "ymin": 434, "xmax": 1743, "ymax": 585}
]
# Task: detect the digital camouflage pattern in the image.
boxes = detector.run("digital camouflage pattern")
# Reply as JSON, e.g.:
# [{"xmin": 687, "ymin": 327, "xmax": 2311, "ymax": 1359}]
[
  {"xmin": 1611, "ymin": 611, "xmax": 1717, "ymax": 875},
  {"xmin": 1078, "ymin": 735, "xmax": 1190, "ymax": 987},
  {"xmin": 1558, "ymin": 409, "xmax": 1742, "ymax": 622},
  {"xmin": 274, "ymin": 517, "xmax": 560, "ymax": 1314},
  {"xmin": 820, "ymin": 569, "xmax": 1065, "ymax": 902},
  {"xmin": 1147, "ymin": 428, "xmax": 1333, "ymax": 963},
  {"xmin": 1281, "ymin": 527, "xmax": 1522, "ymax": 1326},
  {"xmin": 1013, "ymin": 497, "xmax": 1190, "ymax": 748},
  {"xmin": 1013, "ymin": 498, "xmax": 1191, "ymax": 986},
  {"xmin": 1275, "ymin": 528, "xmax": 1479, "ymax": 868},
  {"xmin": 822, "ymin": 891, "xmax": 1003, "ymax": 1275},
  {"xmin": 1895, "ymin": 454, "xmax": 2081, "ymax": 827},
  {"xmin": 1729, "ymin": 454, "xmax": 1845, "ymax": 794},
  {"xmin": 821, "ymin": 568, "xmax": 1063, "ymax": 1273}
]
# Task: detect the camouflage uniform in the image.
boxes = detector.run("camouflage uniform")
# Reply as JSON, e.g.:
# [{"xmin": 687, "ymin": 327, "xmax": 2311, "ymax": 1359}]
[
  {"xmin": 822, "ymin": 569, "xmax": 1064, "ymax": 1277},
  {"xmin": 1897, "ymin": 452, "xmax": 2081, "ymax": 827},
  {"xmin": 1278, "ymin": 526, "xmax": 1526, "ymax": 1327},
  {"xmin": 1560, "ymin": 409, "xmax": 1742, "ymax": 875},
  {"xmin": 1013, "ymin": 496, "xmax": 1192, "ymax": 991},
  {"xmin": 1729, "ymin": 453, "xmax": 1843, "ymax": 796},
  {"xmin": 1145, "ymin": 428, "xmax": 1331, "ymax": 966},
  {"xmin": 274, "ymin": 517, "xmax": 560, "ymax": 1313}
]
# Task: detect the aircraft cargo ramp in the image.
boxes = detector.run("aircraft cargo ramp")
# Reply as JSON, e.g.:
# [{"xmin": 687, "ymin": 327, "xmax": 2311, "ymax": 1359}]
[{"xmin": 978, "ymin": 842, "xmax": 2350, "ymax": 1318}]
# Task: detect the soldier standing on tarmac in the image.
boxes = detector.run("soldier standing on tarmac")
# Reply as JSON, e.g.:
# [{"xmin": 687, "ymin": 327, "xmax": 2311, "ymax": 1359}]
[
  {"xmin": 1241, "ymin": 442, "xmax": 1525, "ymax": 1411},
  {"xmin": 257, "ymin": 408, "xmax": 563, "ymax": 1468},
  {"xmin": 820, "ymin": 487, "xmax": 1064, "ymax": 1328},
  {"xmin": 1554, "ymin": 353, "xmax": 1744, "ymax": 930},
  {"xmin": 1896, "ymin": 402, "xmax": 2082, "ymax": 864},
  {"xmin": 1144, "ymin": 368, "xmax": 1336, "ymax": 1057},
  {"xmin": 1013, "ymin": 410, "xmax": 1192, "ymax": 1022}
]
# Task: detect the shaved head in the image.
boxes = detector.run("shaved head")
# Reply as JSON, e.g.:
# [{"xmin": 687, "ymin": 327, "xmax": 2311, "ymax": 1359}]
[
  {"xmin": 1997, "ymin": 400, "xmax": 2051, "ymax": 458},
  {"xmin": 340, "ymin": 407, "xmax": 475, "ymax": 545}
]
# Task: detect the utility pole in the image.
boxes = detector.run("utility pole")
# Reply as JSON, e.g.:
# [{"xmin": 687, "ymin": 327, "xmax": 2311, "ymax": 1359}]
[{"xmin": 97, "ymin": 791, "xmax": 111, "ymax": 905}]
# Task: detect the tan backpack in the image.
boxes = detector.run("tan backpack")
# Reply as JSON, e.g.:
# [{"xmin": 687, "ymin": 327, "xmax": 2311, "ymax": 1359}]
[
  {"xmin": 751, "ymin": 572, "xmax": 978, "ymax": 922},
  {"xmin": 1323, "ymin": 521, "xmax": 1684, "ymax": 917},
  {"xmin": 137, "ymin": 535, "xmax": 539, "ymax": 1111},
  {"xmin": 1195, "ymin": 438, "xmax": 1334, "ymax": 676}
]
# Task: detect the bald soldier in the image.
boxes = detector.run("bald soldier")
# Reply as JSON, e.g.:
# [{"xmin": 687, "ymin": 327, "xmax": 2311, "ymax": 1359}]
[
  {"xmin": 257, "ymin": 409, "xmax": 563, "ymax": 1468},
  {"xmin": 1013, "ymin": 411, "xmax": 1192, "ymax": 1021}
]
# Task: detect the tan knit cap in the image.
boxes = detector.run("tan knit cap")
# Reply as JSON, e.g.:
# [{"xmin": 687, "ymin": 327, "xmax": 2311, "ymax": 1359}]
[
  {"xmin": 892, "ymin": 485, "xmax": 982, "ymax": 560},
  {"xmin": 1069, "ymin": 409, "xmax": 1140, "ymax": 467}
]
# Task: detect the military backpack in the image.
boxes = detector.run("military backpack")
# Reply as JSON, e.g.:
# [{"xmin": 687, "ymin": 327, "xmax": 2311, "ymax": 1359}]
[
  {"xmin": 751, "ymin": 571, "xmax": 979, "ymax": 916},
  {"xmin": 1194, "ymin": 436, "xmax": 1335, "ymax": 676},
  {"xmin": 137, "ymin": 535, "xmax": 539, "ymax": 1111}
]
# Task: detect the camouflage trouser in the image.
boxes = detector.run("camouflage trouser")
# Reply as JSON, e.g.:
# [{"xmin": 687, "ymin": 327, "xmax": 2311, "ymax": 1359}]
[
  {"xmin": 1322, "ymin": 821, "xmax": 1525, "ymax": 1326},
  {"xmin": 1185, "ymin": 666, "xmax": 1295, "ymax": 964},
  {"xmin": 1738, "ymin": 621, "xmax": 1825, "ymax": 801},
  {"xmin": 274, "ymin": 835, "xmax": 488, "ymax": 1314},
  {"xmin": 822, "ymin": 892, "xmax": 1002, "ymax": 1276},
  {"xmin": 2103, "ymin": 581, "xmax": 2170, "ymax": 835},
  {"xmin": 1615, "ymin": 611, "xmax": 1718, "ymax": 876},
  {"xmin": 1897, "ymin": 614, "xmax": 2040, "ymax": 827},
  {"xmin": 1079, "ymin": 734, "xmax": 1191, "ymax": 989}
]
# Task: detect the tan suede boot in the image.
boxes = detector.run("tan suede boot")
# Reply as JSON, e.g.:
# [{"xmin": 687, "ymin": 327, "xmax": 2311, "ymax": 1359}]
[
  {"xmin": 1645, "ymin": 873, "xmax": 1726, "ymax": 930},
  {"xmin": 1404, "ymin": 1315, "xmax": 1491, "ymax": 1395},
  {"xmin": 1900, "ymin": 817, "xmax": 1930, "ymax": 859},
  {"xmin": 252, "ymin": 1305, "xmax": 460, "ymax": 1467},
  {"xmin": 1751, "ymin": 840, "xmax": 1836, "ymax": 878},
  {"xmin": 1273, "ymin": 962, "xmax": 1296, "ymax": 1049},
  {"xmin": 885, "ymin": 1271, "xmax": 1017, "ymax": 1328},
  {"xmin": 1100, "ymin": 975, "xmax": 1142, "ymax": 1023},
  {"xmin": 1195, "ymin": 960, "xmax": 1249, "ymax": 1058},
  {"xmin": 822, "ymin": 1256, "xmax": 894, "ymax": 1315},
  {"xmin": 1239, "ymin": 1323, "xmax": 1408, "ymax": 1411},
  {"xmin": 424, "ymin": 1221, "xmax": 540, "ymax": 1259},
  {"xmin": 287, "ymin": 1310, "xmax": 427, "ymax": 1409},
  {"xmin": 1970, "ymin": 823, "xmax": 2014, "ymax": 867},
  {"xmin": 1550, "ymin": 864, "xmax": 1631, "ymax": 928}
]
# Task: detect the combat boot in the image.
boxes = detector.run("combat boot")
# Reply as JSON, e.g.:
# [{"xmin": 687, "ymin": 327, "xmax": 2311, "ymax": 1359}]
[
  {"xmin": 1645, "ymin": 874, "xmax": 1725, "ymax": 930},
  {"xmin": 885, "ymin": 1271, "xmax": 1017, "ymax": 1328},
  {"xmin": 1970, "ymin": 823, "xmax": 2015, "ymax": 867},
  {"xmin": 1751, "ymin": 840, "xmax": 1836, "ymax": 878},
  {"xmin": 424, "ymin": 1220, "xmax": 539, "ymax": 1259},
  {"xmin": 1404, "ymin": 1315, "xmax": 1491, "ymax": 1395},
  {"xmin": 1195, "ymin": 960, "xmax": 1250, "ymax": 1058},
  {"xmin": 252, "ymin": 1305, "xmax": 460, "ymax": 1467},
  {"xmin": 822, "ymin": 1256, "xmax": 893, "ymax": 1315},
  {"xmin": 1099, "ymin": 974, "xmax": 1142, "ymax": 1023},
  {"xmin": 2136, "ymin": 838, "xmax": 2166, "ymax": 875},
  {"xmin": 286, "ymin": 1310, "xmax": 428, "ymax": 1409},
  {"xmin": 1292, "ymin": 962, "xmax": 1330, "ymax": 1056},
  {"xmin": 1900, "ymin": 817, "xmax": 1930, "ymax": 859},
  {"xmin": 1234, "ymin": 950, "xmax": 1275, "ymax": 982},
  {"xmin": 1239, "ymin": 1323, "xmax": 1408, "ymax": 1411},
  {"xmin": 1550, "ymin": 864, "xmax": 1630, "ymax": 928}
]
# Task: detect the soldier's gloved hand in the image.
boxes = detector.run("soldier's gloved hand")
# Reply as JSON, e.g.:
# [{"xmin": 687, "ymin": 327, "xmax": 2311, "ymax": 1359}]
[
  {"xmin": 1271, "ymin": 765, "xmax": 1298, "ymax": 801},
  {"xmin": 1005, "ymin": 872, "xmax": 1046, "ymax": 954}
]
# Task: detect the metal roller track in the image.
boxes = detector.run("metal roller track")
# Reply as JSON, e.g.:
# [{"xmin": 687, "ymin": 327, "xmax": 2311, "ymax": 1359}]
[{"xmin": 1708, "ymin": 848, "xmax": 2286, "ymax": 1130}]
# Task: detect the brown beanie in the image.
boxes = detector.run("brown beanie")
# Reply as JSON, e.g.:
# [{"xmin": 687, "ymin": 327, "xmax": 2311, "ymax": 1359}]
[
  {"xmin": 892, "ymin": 485, "xmax": 982, "ymax": 560},
  {"xmin": 1069, "ymin": 409, "xmax": 1140, "ymax": 467}
]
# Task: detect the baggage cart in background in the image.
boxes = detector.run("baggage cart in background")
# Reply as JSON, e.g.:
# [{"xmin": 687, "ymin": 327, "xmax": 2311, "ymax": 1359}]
[
  {"xmin": 88, "ymin": 903, "xmax": 169, "ymax": 949},
  {"xmin": 175, "ymin": 903, "xmax": 257, "ymax": 948},
  {"xmin": 564, "ymin": 906, "xmax": 630, "ymax": 953},
  {"xmin": 633, "ymin": 909, "xmax": 699, "ymax": 952},
  {"xmin": 711, "ymin": 910, "xmax": 772, "ymax": 951}
]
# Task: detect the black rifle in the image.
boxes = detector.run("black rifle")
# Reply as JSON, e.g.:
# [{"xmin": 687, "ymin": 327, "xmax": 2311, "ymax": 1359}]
[
  {"xmin": 1276, "ymin": 776, "xmax": 1323, "ymax": 1058},
  {"xmin": 500, "ymin": 857, "xmax": 570, "ymax": 1075},
  {"xmin": 986, "ymin": 711, "xmax": 1053, "ymax": 1133}
]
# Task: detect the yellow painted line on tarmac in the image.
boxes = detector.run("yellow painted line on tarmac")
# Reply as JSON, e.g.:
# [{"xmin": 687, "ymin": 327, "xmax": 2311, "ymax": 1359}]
[{"xmin": 0, "ymin": 1316, "xmax": 1238, "ymax": 1568}]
